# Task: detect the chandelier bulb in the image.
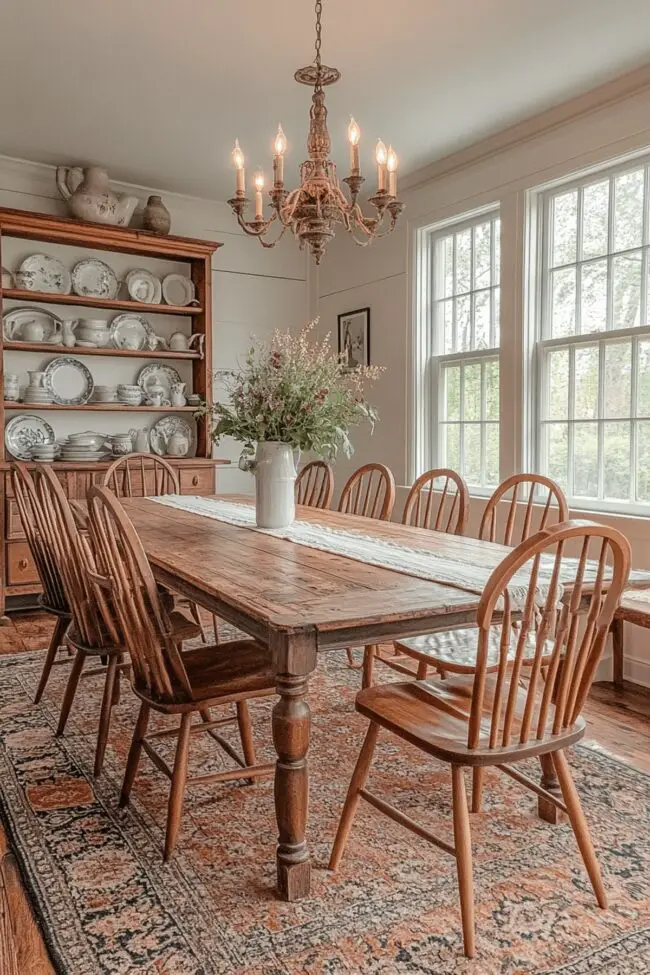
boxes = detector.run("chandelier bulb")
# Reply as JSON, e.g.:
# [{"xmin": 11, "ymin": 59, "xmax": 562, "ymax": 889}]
[
  {"xmin": 348, "ymin": 117, "xmax": 360, "ymax": 146},
  {"xmin": 232, "ymin": 139, "xmax": 245, "ymax": 170},
  {"xmin": 254, "ymin": 170, "xmax": 265, "ymax": 191},
  {"xmin": 375, "ymin": 139, "xmax": 387, "ymax": 166},
  {"xmin": 386, "ymin": 145, "xmax": 398, "ymax": 172},
  {"xmin": 274, "ymin": 124, "xmax": 287, "ymax": 156}
]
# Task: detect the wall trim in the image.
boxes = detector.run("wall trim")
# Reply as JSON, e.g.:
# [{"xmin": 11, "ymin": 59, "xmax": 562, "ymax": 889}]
[{"xmin": 402, "ymin": 62, "xmax": 650, "ymax": 193}]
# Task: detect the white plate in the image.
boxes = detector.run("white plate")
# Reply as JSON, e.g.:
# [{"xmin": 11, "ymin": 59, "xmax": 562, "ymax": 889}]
[
  {"xmin": 44, "ymin": 357, "xmax": 94, "ymax": 406},
  {"xmin": 3, "ymin": 307, "xmax": 63, "ymax": 344},
  {"xmin": 5, "ymin": 415, "xmax": 56, "ymax": 460},
  {"xmin": 126, "ymin": 269, "xmax": 162, "ymax": 305},
  {"xmin": 71, "ymin": 259, "xmax": 119, "ymax": 299},
  {"xmin": 110, "ymin": 313, "xmax": 154, "ymax": 351},
  {"xmin": 137, "ymin": 363, "xmax": 182, "ymax": 404},
  {"xmin": 162, "ymin": 274, "xmax": 195, "ymax": 307},
  {"xmin": 15, "ymin": 254, "xmax": 71, "ymax": 294},
  {"xmin": 149, "ymin": 415, "xmax": 196, "ymax": 457}
]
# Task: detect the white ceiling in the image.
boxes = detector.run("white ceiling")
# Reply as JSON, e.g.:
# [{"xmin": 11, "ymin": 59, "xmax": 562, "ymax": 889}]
[{"xmin": 2, "ymin": 0, "xmax": 650, "ymax": 201}]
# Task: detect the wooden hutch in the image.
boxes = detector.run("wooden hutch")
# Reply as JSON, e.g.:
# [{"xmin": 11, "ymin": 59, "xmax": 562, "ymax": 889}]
[{"xmin": 0, "ymin": 206, "xmax": 226, "ymax": 618}]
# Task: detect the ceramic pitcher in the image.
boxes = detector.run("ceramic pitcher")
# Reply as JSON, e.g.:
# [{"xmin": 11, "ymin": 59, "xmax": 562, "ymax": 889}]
[{"xmin": 241, "ymin": 441, "xmax": 296, "ymax": 529}]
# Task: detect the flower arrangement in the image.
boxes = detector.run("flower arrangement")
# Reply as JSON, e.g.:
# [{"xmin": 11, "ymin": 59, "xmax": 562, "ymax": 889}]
[{"xmin": 200, "ymin": 320, "xmax": 382, "ymax": 459}]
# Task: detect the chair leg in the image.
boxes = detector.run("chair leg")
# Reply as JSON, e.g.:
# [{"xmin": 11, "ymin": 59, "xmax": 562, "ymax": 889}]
[
  {"xmin": 236, "ymin": 700, "xmax": 257, "ymax": 767},
  {"xmin": 189, "ymin": 601, "xmax": 207, "ymax": 642},
  {"xmin": 329, "ymin": 721, "xmax": 380, "ymax": 871},
  {"xmin": 94, "ymin": 654, "xmax": 119, "ymax": 778},
  {"xmin": 362, "ymin": 646, "xmax": 376, "ymax": 688},
  {"xmin": 416, "ymin": 660, "xmax": 428, "ymax": 680},
  {"xmin": 346, "ymin": 648, "xmax": 363, "ymax": 669},
  {"xmin": 471, "ymin": 767, "xmax": 484, "ymax": 814},
  {"xmin": 212, "ymin": 614, "xmax": 220, "ymax": 644},
  {"xmin": 34, "ymin": 614, "xmax": 69, "ymax": 704},
  {"xmin": 611, "ymin": 617, "xmax": 624, "ymax": 689},
  {"xmin": 552, "ymin": 749, "xmax": 607, "ymax": 909},
  {"xmin": 55, "ymin": 648, "xmax": 86, "ymax": 737},
  {"xmin": 120, "ymin": 701, "xmax": 150, "ymax": 807},
  {"xmin": 164, "ymin": 712, "xmax": 192, "ymax": 862},
  {"xmin": 451, "ymin": 764, "xmax": 476, "ymax": 959}
]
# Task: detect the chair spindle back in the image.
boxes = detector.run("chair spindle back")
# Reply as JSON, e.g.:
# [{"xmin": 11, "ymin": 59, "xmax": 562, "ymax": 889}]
[
  {"xmin": 479, "ymin": 473, "xmax": 568, "ymax": 546},
  {"xmin": 338, "ymin": 463, "xmax": 396, "ymax": 521},
  {"xmin": 402, "ymin": 468, "xmax": 469, "ymax": 535},
  {"xmin": 11, "ymin": 462, "xmax": 68, "ymax": 614},
  {"xmin": 103, "ymin": 453, "xmax": 179, "ymax": 498},
  {"xmin": 295, "ymin": 460, "xmax": 334, "ymax": 509}
]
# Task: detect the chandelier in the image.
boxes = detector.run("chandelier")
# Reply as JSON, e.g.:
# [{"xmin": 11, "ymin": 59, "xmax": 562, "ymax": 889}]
[{"xmin": 227, "ymin": 0, "xmax": 404, "ymax": 265}]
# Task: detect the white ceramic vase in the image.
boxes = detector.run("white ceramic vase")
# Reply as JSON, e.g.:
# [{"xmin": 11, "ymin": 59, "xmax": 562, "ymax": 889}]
[{"xmin": 245, "ymin": 441, "xmax": 297, "ymax": 529}]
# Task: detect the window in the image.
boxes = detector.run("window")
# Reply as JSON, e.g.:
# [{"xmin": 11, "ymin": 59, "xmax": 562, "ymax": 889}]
[
  {"xmin": 536, "ymin": 158, "xmax": 650, "ymax": 511},
  {"xmin": 430, "ymin": 211, "xmax": 501, "ymax": 490}
]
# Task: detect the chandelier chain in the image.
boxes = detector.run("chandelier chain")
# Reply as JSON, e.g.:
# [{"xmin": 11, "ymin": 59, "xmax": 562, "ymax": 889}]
[{"xmin": 314, "ymin": 0, "xmax": 322, "ymax": 71}]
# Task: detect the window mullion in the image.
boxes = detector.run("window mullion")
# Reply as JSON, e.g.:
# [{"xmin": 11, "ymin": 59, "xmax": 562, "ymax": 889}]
[
  {"xmin": 452, "ymin": 235, "xmax": 458, "ymax": 351},
  {"xmin": 480, "ymin": 360, "xmax": 487, "ymax": 485},
  {"xmin": 459, "ymin": 364, "xmax": 465, "ymax": 479},
  {"xmin": 631, "ymin": 334, "xmax": 639, "ymax": 502},
  {"xmin": 606, "ymin": 175, "xmax": 615, "ymax": 332},
  {"xmin": 576, "ymin": 186, "xmax": 583, "ymax": 335},
  {"xmin": 568, "ymin": 345, "xmax": 576, "ymax": 499},
  {"xmin": 597, "ymin": 341, "xmax": 605, "ymax": 499},
  {"xmin": 490, "ymin": 218, "xmax": 496, "ymax": 348}
]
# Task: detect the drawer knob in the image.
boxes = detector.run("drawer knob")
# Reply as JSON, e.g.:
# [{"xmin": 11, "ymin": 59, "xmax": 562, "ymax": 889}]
[
  {"xmin": 192, "ymin": 475, "xmax": 199, "ymax": 486},
  {"xmin": 18, "ymin": 558, "xmax": 29, "ymax": 570}
]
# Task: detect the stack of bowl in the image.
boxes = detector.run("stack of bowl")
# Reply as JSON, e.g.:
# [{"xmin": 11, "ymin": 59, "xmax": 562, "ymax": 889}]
[
  {"xmin": 93, "ymin": 385, "xmax": 117, "ymax": 404},
  {"xmin": 117, "ymin": 384, "xmax": 143, "ymax": 406},
  {"xmin": 30, "ymin": 442, "xmax": 59, "ymax": 463},
  {"xmin": 58, "ymin": 431, "xmax": 109, "ymax": 463}
]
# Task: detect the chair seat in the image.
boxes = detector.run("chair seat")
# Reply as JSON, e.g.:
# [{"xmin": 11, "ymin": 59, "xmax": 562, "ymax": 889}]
[
  {"xmin": 395, "ymin": 625, "xmax": 554, "ymax": 674},
  {"xmin": 356, "ymin": 675, "xmax": 584, "ymax": 765}
]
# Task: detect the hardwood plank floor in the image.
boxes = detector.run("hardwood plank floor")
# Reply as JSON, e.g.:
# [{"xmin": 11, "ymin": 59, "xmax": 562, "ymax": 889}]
[{"xmin": 0, "ymin": 611, "xmax": 648, "ymax": 970}]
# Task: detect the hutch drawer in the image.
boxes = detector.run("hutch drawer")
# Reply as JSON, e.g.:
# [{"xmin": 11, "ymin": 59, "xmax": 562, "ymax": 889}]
[{"xmin": 6, "ymin": 541, "xmax": 39, "ymax": 586}]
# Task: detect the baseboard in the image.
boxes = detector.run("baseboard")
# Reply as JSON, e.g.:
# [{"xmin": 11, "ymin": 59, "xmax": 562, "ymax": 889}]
[{"xmin": 597, "ymin": 652, "xmax": 650, "ymax": 688}]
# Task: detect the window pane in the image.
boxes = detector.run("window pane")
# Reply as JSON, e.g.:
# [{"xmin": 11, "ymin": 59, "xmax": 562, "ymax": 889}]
[
  {"xmin": 547, "ymin": 348, "xmax": 569, "ymax": 420},
  {"xmin": 638, "ymin": 340, "xmax": 650, "ymax": 417},
  {"xmin": 463, "ymin": 363, "xmax": 481, "ymax": 421},
  {"xmin": 442, "ymin": 235, "xmax": 454, "ymax": 298},
  {"xmin": 473, "ymin": 222, "xmax": 491, "ymax": 289},
  {"xmin": 444, "ymin": 366, "xmax": 460, "ymax": 421},
  {"xmin": 604, "ymin": 341, "xmax": 632, "ymax": 418},
  {"xmin": 463, "ymin": 424, "xmax": 481, "ymax": 484},
  {"xmin": 485, "ymin": 360, "xmax": 499, "ymax": 421},
  {"xmin": 613, "ymin": 251, "xmax": 642, "ymax": 329},
  {"xmin": 546, "ymin": 423, "xmax": 569, "ymax": 490},
  {"xmin": 603, "ymin": 421, "xmax": 630, "ymax": 501},
  {"xmin": 636, "ymin": 421, "xmax": 650, "ymax": 502},
  {"xmin": 582, "ymin": 180, "xmax": 609, "ymax": 260},
  {"xmin": 614, "ymin": 169, "xmax": 644, "ymax": 252},
  {"xmin": 494, "ymin": 219, "xmax": 501, "ymax": 285},
  {"xmin": 455, "ymin": 229, "xmax": 471, "ymax": 294},
  {"xmin": 552, "ymin": 191, "xmax": 578, "ymax": 266},
  {"xmin": 485, "ymin": 423, "xmax": 499, "ymax": 485},
  {"xmin": 574, "ymin": 345, "xmax": 599, "ymax": 420},
  {"xmin": 493, "ymin": 288, "xmax": 500, "ymax": 346},
  {"xmin": 443, "ymin": 424, "xmax": 460, "ymax": 471},
  {"xmin": 580, "ymin": 259, "xmax": 607, "ymax": 333},
  {"xmin": 474, "ymin": 291, "xmax": 490, "ymax": 348},
  {"xmin": 442, "ymin": 299, "xmax": 454, "ymax": 353},
  {"xmin": 456, "ymin": 295, "xmax": 471, "ymax": 352},
  {"xmin": 573, "ymin": 422, "xmax": 599, "ymax": 498},
  {"xmin": 551, "ymin": 267, "xmax": 577, "ymax": 337}
]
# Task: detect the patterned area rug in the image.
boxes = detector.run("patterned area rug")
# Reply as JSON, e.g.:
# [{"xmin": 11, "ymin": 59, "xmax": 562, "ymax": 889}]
[{"xmin": 1, "ymin": 635, "xmax": 650, "ymax": 974}]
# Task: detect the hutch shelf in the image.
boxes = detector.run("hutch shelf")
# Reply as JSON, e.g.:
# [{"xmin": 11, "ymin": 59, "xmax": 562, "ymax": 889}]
[{"xmin": 0, "ymin": 206, "xmax": 227, "ymax": 618}]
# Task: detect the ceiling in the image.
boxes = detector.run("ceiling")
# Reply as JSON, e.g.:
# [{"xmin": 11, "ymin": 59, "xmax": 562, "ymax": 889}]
[{"xmin": 2, "ymin": 0, "xmax": 650, "ymax": 201}]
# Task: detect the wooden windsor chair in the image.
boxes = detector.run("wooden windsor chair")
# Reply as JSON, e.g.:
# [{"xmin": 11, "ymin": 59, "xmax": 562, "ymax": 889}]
[
  {"xmin": 85, "ymin": 484, "xmax": 277, "ymax": 862},
  {"xmin": 361, "ymin": 468, "xmax": 470, "ymax": 688},
  {"xmin": 35, "ymin": 465, "xmax": 202, "ymax": 778},
  {"xmin": 103, "ymin": 453, "xmax": 212, "ymax": 643},
  {"xmin": 295, "ymin": 460, "xmax": 334, "ymax": 509},
  {"xmin": 11, "ymin": 462, "xmax": 71, "ymax": 704},
  {"xmin": 337, "ymin": 463, "xmax": 396, "ymax": 669},
  {"xmin": 329, "ymin": 520, "xmax": 631, "ymax": 958}
]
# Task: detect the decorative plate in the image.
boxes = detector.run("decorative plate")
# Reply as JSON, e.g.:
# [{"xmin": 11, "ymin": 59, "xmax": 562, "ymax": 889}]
[
  {"xmin": 110, "ymin": 313, "xmax": 154, "ymax": 352},
  {"xmin": 162, "ymin": 274, "xmax": 195, "ymax": 307},
  {"xmin": 5, "ymin": 415, "xmax": 56, "ymax": 460},
  {"xmin": 150, "ymin": 415, "xmax": 196, "ymax": 457},
  {"xmin": 71, "ymin": 258, "xmax": 119, "ymax": 299},
  {"xmin": 3, "ymin": 306, "xmax": 63, "ymax": 344},
  {"xmin": 126, "ymin": 269, "xmax": 162, "ymax": 305},
  {"xmin": 44, "ymin": 357, "xmax": 94, "ymax": 406},
  {"xmin": 15, "ymin": 254, "xmax": 71, "ymax": 294},
  {"xmin": 137, "ymin": 363, "xmax": 182, "ymax": 404}
]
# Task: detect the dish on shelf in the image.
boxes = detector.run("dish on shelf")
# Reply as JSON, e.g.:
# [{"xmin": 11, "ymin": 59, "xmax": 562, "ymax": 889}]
[
  {"xmin": 110, "ymin": 313, "xmax": 154, "ymax": 351},
  {"xmin": 149, "ymin": 414, "xmax": 196, "ymax": 457},
  {"xmin": 3, "ymin": 306, "xmax": 63, "ymax": 344},
  {"xmin": 5, "ymin": 415, "xmax": 56, "ymax": 460},
  {"xmin": 162, "ymin": 274, "xmax": 195, "ymax": 307},
  {"xmin": 67, "ymin": 431, "xmax": 109, "ymax": 449},
  {"xmin": 126, "ymin": 269, "xmax": 162, "ymax": 305},
  {"xmin": 44, "ymin": 356, "xmax": 94, "ymax": 406},
  {"xmin": 71, "ymin": 258, "xmax": 119, "ymax": 299},
  {"xmin": 93, "ymin": 385, "xmax": 117, "ymax": 403},
  {"xmin": 14, "ymin": 254, "xmax": 71, "ymax": 294},
  {"xmin": 137, "ymin": 363, "xmax": 182, "ymax": 405}
]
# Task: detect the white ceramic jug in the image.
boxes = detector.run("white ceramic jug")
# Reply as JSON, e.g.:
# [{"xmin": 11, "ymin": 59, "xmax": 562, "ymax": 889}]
[{"xmin": 241, "ymin": 441, "xmax": 296, "ymax": 529}]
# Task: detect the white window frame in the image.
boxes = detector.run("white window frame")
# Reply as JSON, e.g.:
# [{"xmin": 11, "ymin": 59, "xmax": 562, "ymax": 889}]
[{"xmin": 532, "ymin": 154, "xmax": 650, "ymax": 516}]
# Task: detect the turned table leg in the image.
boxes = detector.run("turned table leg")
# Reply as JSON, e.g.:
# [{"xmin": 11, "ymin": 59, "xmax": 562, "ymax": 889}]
[
  {"xmin": 611, "ymin": 617, "xmax": 624, "ymax": 689},
  {"xmin": 271, "ymin": 631, "xmax": 316, "ymax": 901}
]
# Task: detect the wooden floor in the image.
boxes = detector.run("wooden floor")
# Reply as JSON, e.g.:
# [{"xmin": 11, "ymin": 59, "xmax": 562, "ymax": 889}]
[{"xmin": 0, "ymin": 611, "xmax": 648, "ymax": 972}]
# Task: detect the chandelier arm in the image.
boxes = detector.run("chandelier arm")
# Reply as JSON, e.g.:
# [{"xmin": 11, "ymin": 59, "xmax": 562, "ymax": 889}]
[
  {"xmin": 258, "ymin": 223, "xmax": 291, "ymax": 249},
  {"xmin": 233, "ymin": 209, "xmax": 279, "ymax": 239}
]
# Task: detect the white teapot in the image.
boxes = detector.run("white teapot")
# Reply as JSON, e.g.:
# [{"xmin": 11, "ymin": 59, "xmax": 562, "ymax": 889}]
[
  {"xmin": 169, "ymin": 332, "xmax": 204, "ymax": 355},
  {"xmin": 167, "ymin": 431, "xmax": 188, "ymax": 457}
]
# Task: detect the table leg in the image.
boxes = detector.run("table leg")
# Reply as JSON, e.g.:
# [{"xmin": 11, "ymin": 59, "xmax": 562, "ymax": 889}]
[
  {"xmin": 271, "ymin": 631, "xmax": 316, "ymax": 901},
  {"xmin": 611, "ymin": 617, "xmax": 624, "ymax": 689}
]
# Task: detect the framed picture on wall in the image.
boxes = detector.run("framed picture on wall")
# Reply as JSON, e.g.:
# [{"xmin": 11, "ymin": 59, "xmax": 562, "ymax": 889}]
[{"xmin": 338, "ymin": 307, "xmax": 370, "ymax": 370}]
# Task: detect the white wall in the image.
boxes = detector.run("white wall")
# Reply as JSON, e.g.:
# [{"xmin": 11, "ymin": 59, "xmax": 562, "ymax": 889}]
[
  {"xmin": 314, "ymin": 66, "xmax": 650, "ymax": 685},
  {"xmin": 0, "ymin": 155, "xmax": 309, "ymax": 492}
]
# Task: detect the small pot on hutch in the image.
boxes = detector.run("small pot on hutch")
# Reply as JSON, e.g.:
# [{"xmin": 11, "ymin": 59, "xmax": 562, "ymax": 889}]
[
  {"xmin": 198, "ymin": 320, "xmax": 382, "ymax": 530},
  {"xmin": 142, "ymin": 195, "xmax": 171, "ymax": 235}
]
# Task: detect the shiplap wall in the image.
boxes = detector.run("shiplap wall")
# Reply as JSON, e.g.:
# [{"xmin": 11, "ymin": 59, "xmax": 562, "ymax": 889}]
[{"xmin": 0, "ymin": 155, "xmax": 309, "ymax": 492}]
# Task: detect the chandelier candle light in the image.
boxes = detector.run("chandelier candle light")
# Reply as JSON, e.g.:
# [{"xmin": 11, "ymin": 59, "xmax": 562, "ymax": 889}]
[{"xmin": 228, "ymin": 0, "xmax": 404, "ymax": 264}]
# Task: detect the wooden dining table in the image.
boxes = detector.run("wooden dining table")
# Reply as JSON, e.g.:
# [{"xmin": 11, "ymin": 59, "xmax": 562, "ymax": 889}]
[{"xmin": 118, "ymin": 494, "xmax": 647, "ymax": 901}]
